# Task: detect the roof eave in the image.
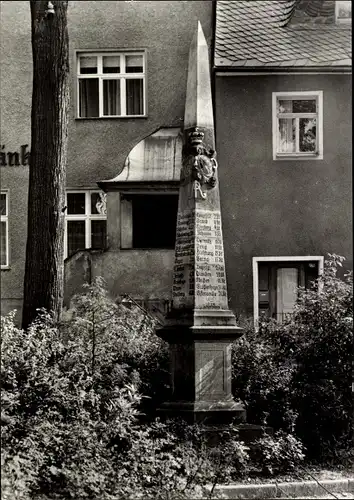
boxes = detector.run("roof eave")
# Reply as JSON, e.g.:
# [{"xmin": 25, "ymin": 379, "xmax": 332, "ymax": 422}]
[{"xmin": 214, "ymin": 65, "xmax": 352, "ymax": 74}]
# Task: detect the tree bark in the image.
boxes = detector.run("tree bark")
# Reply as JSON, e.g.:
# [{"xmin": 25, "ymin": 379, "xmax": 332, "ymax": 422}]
[{"xmin": 22, "ymin": 1, "xmax": 69, "ymax": 330}]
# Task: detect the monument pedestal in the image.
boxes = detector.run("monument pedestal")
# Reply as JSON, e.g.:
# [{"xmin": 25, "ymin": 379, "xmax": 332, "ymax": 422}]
[{"xmin": 157, "ymin": 325, "xmax": 246, "ymax": 425}]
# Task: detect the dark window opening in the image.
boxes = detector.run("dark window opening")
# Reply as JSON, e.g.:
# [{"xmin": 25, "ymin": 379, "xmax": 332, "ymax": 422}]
[{"xmin": 131, "ymin": 194, "xmax": 178, "ymax": 249}]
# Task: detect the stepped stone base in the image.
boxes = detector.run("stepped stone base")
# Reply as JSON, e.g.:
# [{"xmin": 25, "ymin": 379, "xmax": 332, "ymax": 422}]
[
  {"xmin": 196, "ymin": 423, "xmax": 273, "ymax": 447},
  {"xmin": 236, "ymin": 423, "xmax": 273, "ymax": 441},
  {"xmin": 157, "ymin": 400, "xmax": 246, "ymax": 425}
]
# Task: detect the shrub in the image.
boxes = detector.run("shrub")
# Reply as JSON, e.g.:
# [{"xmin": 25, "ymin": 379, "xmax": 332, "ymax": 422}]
[
  {"xmin": 253, "ymin": 431, "xmax": 305, "ymax": 476},
  {"xmin": 232, "ymin": 318, "xmax": 298, "ymax": 433},
  {"xmin": 232, "ymin": 254, "xmax": 353, "ymax": 460},
  {"xmin": 0, "ymin": 281, "xmax": 215, "ymax": 499},
  {"xmin": 63, "ymin": 277, "xmax": 171, "ymax": 413},
  {"xmin": 290, "ymin": 255, "xmax": 353, "ymax": 458}
]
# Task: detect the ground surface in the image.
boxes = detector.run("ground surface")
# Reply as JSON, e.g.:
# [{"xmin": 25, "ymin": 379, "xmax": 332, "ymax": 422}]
[
  {"xmin": 306, "ymin": 494, "xmax": 354, "ymax": 499},
  {"xmin": 233, "ymin": 463, "xmax": 353, "ymax": 485}
]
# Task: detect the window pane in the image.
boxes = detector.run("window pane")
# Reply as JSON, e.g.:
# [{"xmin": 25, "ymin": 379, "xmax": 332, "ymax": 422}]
[
  {"xmin": 299, "ymin": 118, "xmax": 317, "ymax": 152},
  {"xmin": 91, "ymin": 220, "xmax": 107, "ymax": 249},
  {"xmin": 103, "ymin": 80, "xmax": 121, "ymax": 116},
  {"xmin": 258, "ymin": 264, "xmax": 269, "ymax": 291},
  {"xmin": 278, "ymin": 100, "xmax": 292, "ymax": 113},
  {"xmin": 278, "ymin": 99, "xmax": 316, "ymax": 113},
  {"xmin": 91, "ymin": 192, "xmax": 107, "ymax": 215},
  {"xmin": 79, "ymin": 79, "xmax": 99, "ymax": 117},
  {"xmin": 79, "ymin": 56, "xmax": 97, "ymax": 74},
  {"xmin": 126, "ymin": 55, "xmax": 143, "ymax": 73},
  {"xmin": 103, "ymin": 56, "xmax": 120, "ymax": 73},
  {"xmin": 337, "ymin": 1, "xmax": 351, "ymax": 19},
  {"xmin": 0, "ymin": 221, "xmax": 7, "ymax": 265},
  {"xmin": 278, "ymin": 118, "xmax": 296, "ymax": 153},
  {"xmin": 292, "ymin": 100, "xmax": 316, "ymax": 113},
  {"xmin": 305, "ymin": 262, "xmax": 319, "ymax": 289},
  {"xmin": 67, "ymin": 193, "xmax": 86, "ymax": 214},
  {"xmin": 126, "ymin": 79, "xmax": 143, "ymax": 115},
  {"xmin": 67, "ymin": 221, "xmax": 86, "ymax": 257},
  {"xmin": 0, "ymin": 193, "xmax": 6, "ymax": 216}
]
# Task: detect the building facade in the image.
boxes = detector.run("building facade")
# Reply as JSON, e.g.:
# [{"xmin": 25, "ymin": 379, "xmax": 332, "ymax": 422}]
[
  {"xmin": 0, "ymin": 0, "xmax": 213, "ymax": 321},
  {"xmin": 214, "ymin": 0, "xmax": 352, "ymax": 321},
  {"xmin": 0, "ymin": 0, "xmax": 352, "ymax": 324}
]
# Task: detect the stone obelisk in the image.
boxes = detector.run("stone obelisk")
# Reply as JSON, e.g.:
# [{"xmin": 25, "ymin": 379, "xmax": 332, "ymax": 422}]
[{"xmin": 157, "ymin": 22, "xmax": 246, "ymax": 425}]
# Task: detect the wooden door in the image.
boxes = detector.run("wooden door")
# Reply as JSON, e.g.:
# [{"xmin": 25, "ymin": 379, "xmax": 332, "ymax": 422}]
[{"xmin": 276, "ymin": 267, "xmax": 299, "ymax": 322}]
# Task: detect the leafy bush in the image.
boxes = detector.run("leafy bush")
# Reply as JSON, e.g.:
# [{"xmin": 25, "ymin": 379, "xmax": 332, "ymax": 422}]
[
  {"xmin": 253, "ymin": 431, "xmax": 305, "ymax": 476},
  {"xmin": 1, "ymin": 279, "xmax": 247, "ymax": 499},
  {"xmin": 62, "ymin": 277, "xmax": 171, "ymax": 413},
  {"xmin": 232, "ymin": 254, "xmax": 353, "ymax": 459},
  {"xmin": 231, "ymin": 318, "xmax": 298, "ymax": 433},
  {"xmin": 0, "ymin": 281, "xmax": 190, "ymax": 499}
]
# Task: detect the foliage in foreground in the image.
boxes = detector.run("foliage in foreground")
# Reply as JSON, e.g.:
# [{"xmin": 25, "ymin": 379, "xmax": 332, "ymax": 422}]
[
  {"xmin": 1, "ymin": 280, "xmax": 255, "ymax": 500},
  {"xmin": 232, "ymin": 254, "xmax": 353, "ymax": 459}
]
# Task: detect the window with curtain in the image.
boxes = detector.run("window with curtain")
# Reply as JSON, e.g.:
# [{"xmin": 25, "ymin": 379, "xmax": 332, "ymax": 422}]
[
  {"xmin": 273, "ymin": 91, "xmax": 323, "ymax": 159},
  {"xmin": 336, "ymin": 1, "xmax": 351, "ymax": 23},
  {"xmin": 77, "ymin": 52, "xmax": 146, "ymax": 118},
  {"xmin": 65, "ymin": 191, "xmax": 107, "ymax": 259},
  {"xmin": 0, "ymin": 192, "xmax": 9, "ymax": 267}
]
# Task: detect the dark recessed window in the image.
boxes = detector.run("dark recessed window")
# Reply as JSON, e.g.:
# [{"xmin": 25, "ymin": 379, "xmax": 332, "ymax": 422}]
[{"xmin": 121, "ymin": 194, "xmax": 178, "ymax": 249}]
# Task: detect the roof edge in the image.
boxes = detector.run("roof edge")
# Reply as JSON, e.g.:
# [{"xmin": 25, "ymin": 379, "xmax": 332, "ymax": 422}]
[{"xmin": 214, "ymin": 65, "xmax": 352, "ymax": 74}]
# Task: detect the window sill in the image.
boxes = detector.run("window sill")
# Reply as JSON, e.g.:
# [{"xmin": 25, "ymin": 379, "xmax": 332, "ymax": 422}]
[
  {"xmin": 1, "ymin": 266, "xmax": 11, "ymax": 271},
  {"xmin": 75, "ymin": 115, "xmax": 148, "ymax": 120},
  {"xmin": 274, "ymin": 153, "xmax": 323, "ymax": 161}
]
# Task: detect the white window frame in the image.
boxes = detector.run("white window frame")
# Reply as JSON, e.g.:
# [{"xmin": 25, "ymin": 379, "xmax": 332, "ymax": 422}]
[
  {"xmin": 252, "ymin": 256, "xmax": 324, "ymax": 327},
  {"xmin": 0, "ymin": 191, "xmax": 9, "ymax": 268},
  {"xmin": 272, "ymin": 91, "xmax": 323, "ymax": 160},
  {"xmin": 64, "ymin": 190, "xmax": 107, "ymax": 259},
  {"xmin": 335, "ymin": 1, "xmax": 351, "ymax": 23},
  {"xmin": 76, "ymin": 50, "xmax": 147, "ymax": 118}
]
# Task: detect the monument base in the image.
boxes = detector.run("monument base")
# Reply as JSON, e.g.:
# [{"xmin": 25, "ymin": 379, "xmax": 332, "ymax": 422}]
[
  {"xmin": 200, "ymin": 424, "xmax": 273, "ymax": 447},
  {"xmin": 156, "ymin": 322, "xmax": 246, "ymax": 426},
  {"xmin": 157, "ymin": 399, "xmax": 246, "ymax": 425}
]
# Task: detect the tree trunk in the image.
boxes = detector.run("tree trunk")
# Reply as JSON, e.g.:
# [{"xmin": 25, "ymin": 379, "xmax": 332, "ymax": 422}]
[{"xmin": 22, "ymin": 1, "xmax": 69, "ymax": 330}]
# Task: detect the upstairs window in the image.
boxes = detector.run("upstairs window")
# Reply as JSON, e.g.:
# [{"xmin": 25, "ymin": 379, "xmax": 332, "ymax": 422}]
[
  {"xmin": 77, "ymin": 51, "xmax": 146, "ymax": 118},
  {"xmin": 65, "ymin": 190, "xmax": 107, "ymax": 259},
  {"xmin": 272, "ymin": 91, "xmax": 323, "ymax": 160},
  {"xmin": 336, "ymin": 1, "xmax": 351, "ymax": 23},
  {"xmin": 0, "ymin": 192, "xmax": 9, "ymax": 268}
]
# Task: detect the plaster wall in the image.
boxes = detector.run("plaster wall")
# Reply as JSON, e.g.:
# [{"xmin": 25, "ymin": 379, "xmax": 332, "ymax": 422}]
[
  {"xmin": 215, "ymin": 73, "xmax": 352, "ymax": 317},
  {"xmin": 64, "ymin": 249, "xmax": 175, "ymax": 306},
  {"xmin": 0, "ymin": 0, "xmax": 213, "ymax": 315}
]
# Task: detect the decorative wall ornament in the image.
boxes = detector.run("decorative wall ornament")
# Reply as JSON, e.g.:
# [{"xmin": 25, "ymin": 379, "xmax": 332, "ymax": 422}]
[
  {"xmin": 181, "ymin": 127, "xmax": 217, "ymax": 199},
  {"xmin": 96, "ymin": 192, "xmax": 107, "ymax": 215}
]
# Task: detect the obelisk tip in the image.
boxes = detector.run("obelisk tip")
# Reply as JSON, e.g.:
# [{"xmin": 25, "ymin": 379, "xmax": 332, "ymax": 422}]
[{"xmin": 184, "ymin": 20, "xmax": 214, "ymax": 130}]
